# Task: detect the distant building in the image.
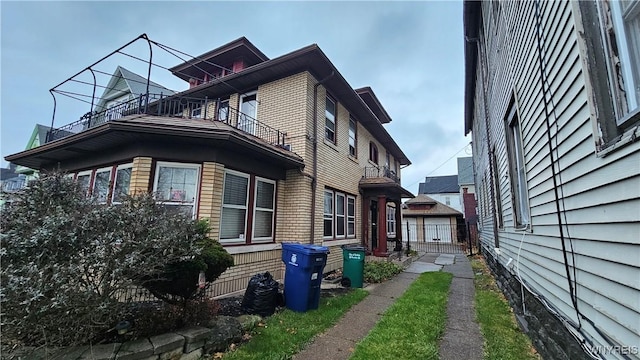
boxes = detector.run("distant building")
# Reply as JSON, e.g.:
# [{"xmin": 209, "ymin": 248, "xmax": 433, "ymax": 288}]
[
  {"xmin": 402, "ymin": 194, "xmax": 463, "ymax": 243},
  {"xmin": 418, "ymin": 174, "xmax": 461, "ymax": 213},
  {"xmin": 457, "ymin": 156, "xmax": 477, "ymax": 225}
]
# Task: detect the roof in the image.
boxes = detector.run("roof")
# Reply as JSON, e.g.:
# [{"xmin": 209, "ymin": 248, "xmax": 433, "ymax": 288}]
[
  {"xmin": 169, "ymin": 37, "xmax": 269, "ymax": 82},
  {"xmin": 403, "ymin": 195, "xmax": 462, "ymax": 217},
  {"xmin": 5, "ymin": 115, "xmax": 304, "ymax": 171},
  {"xmin": 163, "ymin": 42, "xmax": 411, "ymax": 165},
  {"xmin": 355, "ymin": 87, "xmax": 392, "ymax": 124},
  {"xmin": 463, "ymin": 1, "xmax": 481, "ymax": 135},
  {"xmin": 457, "ymin": 157, "xmax": 474, "ymax": 185},
  {"xmin": 97, "ymin": 66, "xmax": 175, "ymax": 108},
  {"xmin": 418, "ymin": 175, "xmax": 459, "ymax": 194}
]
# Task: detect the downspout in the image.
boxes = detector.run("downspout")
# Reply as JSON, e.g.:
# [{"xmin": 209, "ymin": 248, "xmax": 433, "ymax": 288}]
[{"xmin": 310, "ymin": 71, "xmax": 335, "ymax": 244}]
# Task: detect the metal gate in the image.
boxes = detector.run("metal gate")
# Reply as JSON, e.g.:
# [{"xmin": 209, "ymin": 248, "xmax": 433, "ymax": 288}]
[{"xmin": 404, "ymin": 223, "xmax": 465, "ymax": 254}]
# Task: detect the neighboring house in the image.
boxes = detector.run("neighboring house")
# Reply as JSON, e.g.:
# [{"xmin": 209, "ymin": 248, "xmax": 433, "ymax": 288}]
[
  {"xmin": 457, "ymin": 156, "xmax": 477, "ymax": 225},
  {"xmin": 0, "ymin": 163, "xmax": 26, "ymax": 207},
  {"xmin": 418, "ymin": 174, "xmax": 462, "ymax": 213},
  {"xmin": 401, "ymin": 194, "xmax": 463, "ymax": 243},
  {"xmin": 6, "ymin": 36, "xmax": 413, "ymax": 298},
  {"xmin": 14, "ymin": 124, "xmax": 51, "ymax": 184},
  {"xmin": 464, "ymin": 1, "xmax": 639, "ymax": 359}
]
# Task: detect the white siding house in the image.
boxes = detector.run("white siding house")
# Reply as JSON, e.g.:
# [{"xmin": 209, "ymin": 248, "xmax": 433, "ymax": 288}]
[{"xmin": 464, "ymin": 1, "xmax": 640, "ymax": 359}]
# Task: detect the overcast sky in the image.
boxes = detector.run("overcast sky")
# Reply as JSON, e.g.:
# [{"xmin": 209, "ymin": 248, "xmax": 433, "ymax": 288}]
[{"xmin": 1, "ymin": 1, "xmax": 470, "ymax": 194}]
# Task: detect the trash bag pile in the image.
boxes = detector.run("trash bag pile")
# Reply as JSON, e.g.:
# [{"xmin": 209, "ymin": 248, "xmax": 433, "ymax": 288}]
[{"xmin": 241, "ymin": 272, "xmax": 280, "ymax": 317}]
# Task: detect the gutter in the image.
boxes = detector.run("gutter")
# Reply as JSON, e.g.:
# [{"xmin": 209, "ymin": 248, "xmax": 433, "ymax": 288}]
[{"xmin": 310, "ymin": 71, "xmax": 335, "ymax": 244}]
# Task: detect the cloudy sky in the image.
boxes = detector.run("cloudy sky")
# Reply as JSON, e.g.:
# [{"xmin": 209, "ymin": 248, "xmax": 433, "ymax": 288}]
[{"xmin": 1, "ymin": 1, "xmax": 471, "ymax": 194}]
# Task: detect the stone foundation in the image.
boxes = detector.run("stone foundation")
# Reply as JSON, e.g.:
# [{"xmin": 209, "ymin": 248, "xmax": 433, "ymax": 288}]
[{"xmin": 481, "ymin": 247, "xmax": 586, "ymax": 360}]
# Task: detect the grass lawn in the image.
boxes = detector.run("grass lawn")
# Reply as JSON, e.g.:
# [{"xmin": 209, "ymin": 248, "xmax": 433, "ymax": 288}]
[
  {"xmin": 222, "ymin": 289, "xmax": 368, "ymax": 360},
  {"xmin": 471, "ymin": 256, "xmax": 540, "ymax": 360},
  {"xmin": 350, "ymin": 272, "xmax": 453, "ymax": 360}
]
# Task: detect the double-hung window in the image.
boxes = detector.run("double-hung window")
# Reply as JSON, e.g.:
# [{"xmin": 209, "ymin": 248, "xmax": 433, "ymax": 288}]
[
  {"xmin": 153, "ymin": 162, "xmax": 200, "ymax": 217},
  {"xmin": 325, "ymin": 96, "xmax": 336, "ymax": 143},
  {"xmin": 217, "ymin": 98, "xmax": 229, "ymax": 122},
  {"xmin": 221, "ymin": 171, "xmax": 250, "ymax": 243},
  {"xmin": 252, "ymin": 177, "xmax": 276, "ymax": 242},
  {"xmin": 504, "ymin": 104, "xmax": 530, "ymax": 229},
  {"xmin": 369, "ymin": 142, "xmax": 379, "ymax": 164},
  {"xmin": 76, "ymin": 170, "xmax": 92, "ymax": 196},
  {"xmin": 386, "ymin": 205, "xmax": 396, "ymax": 237},
  {"xmin": 220, "ymin": 170, "xmax": 277, "ymax": 244},
  {"xmin": 348, "ymin": 117, "xmax": 357, "ymax": 157},
  {"xmin": 93, "ymin": 167, "xmax": 112, "ymax": 203},
  {"xmin": 324, "ymin": 189, "xmax": 356, "ymax": 239}
]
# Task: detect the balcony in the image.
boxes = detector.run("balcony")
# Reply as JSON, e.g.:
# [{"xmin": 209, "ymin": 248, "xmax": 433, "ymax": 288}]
[
  {"xmin": 362, "ymin": 166, "xmax": 400, "ymax": 184},
  {"xmin": 46, "ymin": 93, "xmax": 288, "ymax": 149}
]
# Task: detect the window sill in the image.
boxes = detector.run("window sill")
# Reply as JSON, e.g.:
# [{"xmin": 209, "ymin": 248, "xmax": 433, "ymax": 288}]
[
  {"xmin": 348, "ymin": 155, "xmax": 358, "ymax": 164},
  {"xmin": 224, "ymin": 242, "xmax": 281, "ymax": 254},
  {"xmin": 367, "ymin": 160, "xmax": 379, "ymax": 167},
  {"xmin": 596, "ymin": 123, "xmax": 640, "ymax": 158},
  {"xmin": 321, "ymin": 238, "xmax": 360, "ymax": 247},
  {"xmin": 323, "ymin": 138, "xmax": 339, "ymax": 152}
]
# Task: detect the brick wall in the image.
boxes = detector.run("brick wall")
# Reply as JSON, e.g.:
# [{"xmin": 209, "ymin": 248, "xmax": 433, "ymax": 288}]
[{"xmin": 130, "ymin": 157, "xmax": 152, "ymax": 194}]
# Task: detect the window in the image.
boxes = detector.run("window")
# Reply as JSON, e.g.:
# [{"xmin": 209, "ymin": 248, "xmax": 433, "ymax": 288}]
[
  {"xmin": 336, "ymin": 193, "xmax": 346, "ymax": 238},
  {"xmin": 112, "ymin": 164, "xmax": 132, "ymax": 203},
  {"xmin": 153, "ymin": 162, "xmax": 200, "ymax": 217},
  {"xmin": 252, "ymin": 178, "xmax": 276, "ymax": 242},
  {"xmin": 386, "ymin": 205, "xmax": 396, "ymax": 236},
  {"xmin": 599, "ymin": 0, "xmax": 640, "ymax": 126},
  {"xmin": 445, "ymin": 196, "xmax": 451, "ymax": 206},
  {"xmin": 323, "ymin": 190, "xmax": 334, "ymax": 238},
  {"xmin": 369, "ymin": 142, "xmax": 379, "ymax": 164},
  {"xmin": 347, "ymin": 196, "xmax": 356, "ymax": 237},
  {"xmin": 325, "ymin": 96, "xmax": 336, "ymax": 142},
  {"xmin": 505, "ymin": 104, "xmax": 530, "ymax": 229},
  {"xmin": 221, "ymin": 171, "xmax": 249, "ymax": 243},
  {"xmin": 191, "ymin": 105, "xmax": 203, "ymax": 119},
  {"xmin": 220, "ymin": 170, "xmax": 277, "ymax": 244},
  {"xmin": 93, "ymin": 167, "xmax": 112, "ymax": 203},
  {"xmin": 217, "ymin": 98, "xmax": 229, "ymax": 122},
  {"xmin": 348, "ymin": 117, "xmax": 357, "ymax": 157},
  {"xmin": 324, "ymin": 189, "xmax": 356, "ymax": 239},
  {"xmin": 76, "ymin": 170, "xmax": 92, "ymax": 196},
  {"xmin": 491, "ymin": 149, "xmax": 504, "ymax": 228},
  {"xmin": 239, "ymin": 92, "xmax": 257, "ymax": 135}
]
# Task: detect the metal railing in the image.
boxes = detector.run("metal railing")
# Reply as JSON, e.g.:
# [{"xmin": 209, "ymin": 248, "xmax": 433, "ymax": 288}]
[
  {"xmin": 363, "ymin": 166, "xmax": 400, "ymax": 184},
  {"xmin": 46, "ymin": 93, "xmax": 289, "ymax": 149},
  {"xmin": 402, "ymin": 223, "xmax": 466, "ymax": 254},
  {"xmin": 1, "ymin": 178, "xmax": 27, "ymax": 192}
]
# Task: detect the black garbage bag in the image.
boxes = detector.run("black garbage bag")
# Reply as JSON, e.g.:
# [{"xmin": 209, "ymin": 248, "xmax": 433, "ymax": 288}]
[{"xmin": 241, "ymin": 272, "xmax": 280, "ymax": 317}]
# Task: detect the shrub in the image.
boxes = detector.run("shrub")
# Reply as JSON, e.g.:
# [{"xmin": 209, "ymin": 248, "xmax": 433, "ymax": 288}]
[
  {"xmin": 363, "ymin": 261, "xmax": 404, "ymax": 283},
  {"xmin": 142, "ymin": 222, "xmax": 234, "ymax": 305},
  {"xmin": 0, "ymin": 171, "xmax": 232, "ymax": 347}
]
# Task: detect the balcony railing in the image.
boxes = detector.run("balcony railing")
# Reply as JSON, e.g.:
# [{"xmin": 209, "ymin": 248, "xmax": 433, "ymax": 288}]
[
  {"xmin": 363, "ymin": 166, "xmax": 400, "ymax": 184},
  {"xmin": 46, "ymin": 93, "xmax": 288, "ymax": 149}
]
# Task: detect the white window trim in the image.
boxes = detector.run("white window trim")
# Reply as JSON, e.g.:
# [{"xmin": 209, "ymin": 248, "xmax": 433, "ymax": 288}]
[
  {"xmin": 111, "ymin": 163, "xmax": 133, "ymax": 204},
  {"xmin": 387, "ymin": 205, "xmax": 396, "ymax": 237},
  {"xmin": 335, "ymin": 193, "xmax": 346, "ymax": 239},
  {"xmin": 506, "ymin": 104, "xmax": 531, "ymax": 230},
  {"xmin": 220, "ymin": 169, "xmax": 250, "ymax": 244},
  {"xmin": 325, "ymin": 96, "xmax": 336, "ymax": 143},
  {"xmin": 348, "ymin": 116, "xmax": 357, "ymax": 157},
  {"xmin": 347, "ymin": 195, "xmax": 356, "ymax": 238},
  {"xmin": 152, "ymin": 161, "xmax": 201, "ymax": 218},
  {"xmin": 239, "ymin": 91, "xmax": 258, "ymax": 135},
  {"xmin": 92, "ymin": 166, "xmax": 113, "ymax": 204},
  {"xmin": 251, "ymin": 176, "xmax": 276, "ymax": 243},
  {"xmin": 323, "ymin": 190, "xmax": 334, "ymax": 239},
  {"xmin": 76, "ymin": 170, "xmax": 93, "ymax": 196}
]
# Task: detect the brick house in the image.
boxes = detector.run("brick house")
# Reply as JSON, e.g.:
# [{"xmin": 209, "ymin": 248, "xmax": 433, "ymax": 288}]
[{"xmin": 6, "ymin": 37, "xmax": 413, "ymax": 297}]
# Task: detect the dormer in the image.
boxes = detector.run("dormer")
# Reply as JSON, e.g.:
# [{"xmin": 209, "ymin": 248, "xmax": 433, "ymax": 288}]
[
  {"xmin": 355, "ymin": 87, "xmax": 392, "ymax": 124},
  {"xmin": 170, "ymin": 37, "xmax": 269, "ymax": 89}
]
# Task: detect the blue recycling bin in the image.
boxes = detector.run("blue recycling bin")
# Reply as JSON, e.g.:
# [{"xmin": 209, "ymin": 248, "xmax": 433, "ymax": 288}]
[{"xmin": 281, "ymin": 243, "xmax": 329, "ymax": 312}]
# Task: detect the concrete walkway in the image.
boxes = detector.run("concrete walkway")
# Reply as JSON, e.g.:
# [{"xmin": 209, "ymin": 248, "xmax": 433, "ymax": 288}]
[{"xmin": 292, "ymin": 252, "xmax": 483, "ymax": 360}]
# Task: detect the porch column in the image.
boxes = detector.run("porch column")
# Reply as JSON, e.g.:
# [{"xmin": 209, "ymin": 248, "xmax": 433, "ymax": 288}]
[{"xmin": 376, "ymin": 195, "xmax": 387, "ymax": 256}]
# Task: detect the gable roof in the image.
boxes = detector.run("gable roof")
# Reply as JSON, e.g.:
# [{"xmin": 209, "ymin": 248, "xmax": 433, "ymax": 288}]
[
  {"xmin": 97, "ymin": 66, "xmax": 175, "ymax": 108},
  {"xmin": 403, "ymin": 194, "xmax": 462, "ymax": 217},
  {"xmin": 418, "ymin": 175, "xmax": 459, "ymax": 194},
  {"xmin": 457, "ymin": 157, "xmax": 474, "ymax": 185}
]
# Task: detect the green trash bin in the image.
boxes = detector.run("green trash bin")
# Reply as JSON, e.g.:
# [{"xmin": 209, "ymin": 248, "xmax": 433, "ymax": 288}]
[{"xmin": 342, "ymin": 245, "xmax": 366, "ymax": 288}]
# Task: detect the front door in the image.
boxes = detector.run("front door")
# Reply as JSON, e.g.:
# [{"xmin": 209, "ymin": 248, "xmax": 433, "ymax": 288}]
[
  {"xmin": 370, "ymin": 200, "xmax": 378, "ymax": 250},
  {"xmin": 239, "ymin": 92, "xmax": 257, "ymax": 135}
]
